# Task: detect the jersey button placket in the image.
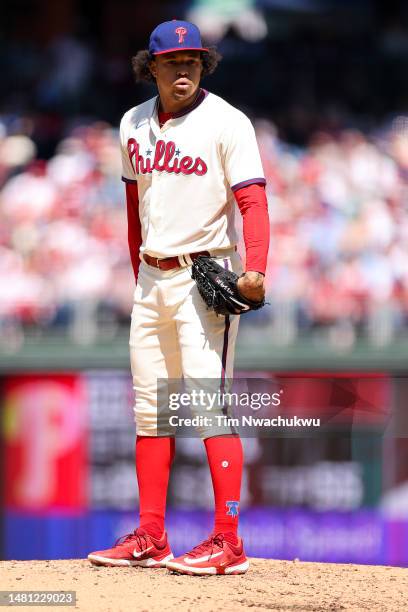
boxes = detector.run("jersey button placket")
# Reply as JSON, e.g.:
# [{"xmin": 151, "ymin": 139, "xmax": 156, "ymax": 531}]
[
  {"xmin": 155, "ymin": 170, "xmax": 164, "ymax": 231},
  {"xmin": 155, "ymin": 123, "xmax": 172, "ymax": 232},
  {"xmin": 160, "ymin": 120, "xmax": 172, "ymax": 134},
  {"xmin": 150, "ymin": 170, "xmax": 162, "ymax": 233}
]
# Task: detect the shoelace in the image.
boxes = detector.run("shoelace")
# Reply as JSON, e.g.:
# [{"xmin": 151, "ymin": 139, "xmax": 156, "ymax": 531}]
[
  {"xmin": 188, "ymin": 533, "xmax": 225, "ymax": 558},
  {"xmin": 114, "ymin": 528, "xmax": 150, "ymax": 552}
]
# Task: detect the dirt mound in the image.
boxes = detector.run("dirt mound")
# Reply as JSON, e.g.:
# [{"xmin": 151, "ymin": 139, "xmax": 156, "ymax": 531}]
[{"xmin": 0, "ymin": 558, "xmax": 406, "ymax": 611}]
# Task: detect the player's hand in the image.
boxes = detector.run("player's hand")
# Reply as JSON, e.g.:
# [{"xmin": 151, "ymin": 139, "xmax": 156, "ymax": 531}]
[{"xmin": 237, "ymin": 271, "xmax": 265, "ymax": 303}]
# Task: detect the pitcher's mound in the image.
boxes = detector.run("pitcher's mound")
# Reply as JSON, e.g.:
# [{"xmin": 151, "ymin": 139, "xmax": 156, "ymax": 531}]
[{"xmin": 1, "ymin": 558, "xmax": 406, "ymax": 611}]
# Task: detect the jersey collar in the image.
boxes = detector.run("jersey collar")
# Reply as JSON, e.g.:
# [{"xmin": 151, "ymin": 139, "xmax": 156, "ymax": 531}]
[
  {"xmin": 171, "ymin": 88, "xmax": 208, "ymax": 118},
  {"xmin": 151, "ymin": 88, "xmax": 208, "ymax": 134}
]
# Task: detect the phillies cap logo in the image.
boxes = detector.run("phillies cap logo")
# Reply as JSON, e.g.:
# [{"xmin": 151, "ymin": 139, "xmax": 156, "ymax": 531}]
[{"xmin": 175, "ymin": 26, "xmax": 187, "ymax": 43}]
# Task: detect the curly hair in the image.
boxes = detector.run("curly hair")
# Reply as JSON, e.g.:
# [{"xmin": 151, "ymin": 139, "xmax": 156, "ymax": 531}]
[{"xmin": 131, "ymin": 48, "xmax": 221, "ymax": 83}]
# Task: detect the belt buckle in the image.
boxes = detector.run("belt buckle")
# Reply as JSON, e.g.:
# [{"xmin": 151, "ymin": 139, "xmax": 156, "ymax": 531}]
[{"xmin": 156, "ymin": 258, "xmax": 161, "ymax": 269}]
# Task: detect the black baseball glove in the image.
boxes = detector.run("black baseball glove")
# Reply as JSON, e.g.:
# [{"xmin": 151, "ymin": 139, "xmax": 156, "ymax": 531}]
[{"xmin": 191, "ymin": 255, "xmax": 265, "ymax": 316}]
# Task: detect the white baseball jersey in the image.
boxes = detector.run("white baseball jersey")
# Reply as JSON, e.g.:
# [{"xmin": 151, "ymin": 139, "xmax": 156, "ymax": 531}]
[{"xmin": 120, "ymin": 89, "xmax": 265, "ymax": 258}]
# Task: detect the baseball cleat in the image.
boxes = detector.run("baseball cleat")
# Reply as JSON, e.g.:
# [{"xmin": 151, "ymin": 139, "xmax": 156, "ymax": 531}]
[
  {"xmin": 166, "ymin": 533, "xmax": 249, "ymax": 576},
  {"xmin": 88, "ymin": 527, "xmax": 173, "ymax": 568}
]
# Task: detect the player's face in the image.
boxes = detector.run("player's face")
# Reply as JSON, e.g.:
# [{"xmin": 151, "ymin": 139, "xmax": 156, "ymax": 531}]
[{"xmin": 150, "ymin": 51, "xmax": 203, "ymax": 108}]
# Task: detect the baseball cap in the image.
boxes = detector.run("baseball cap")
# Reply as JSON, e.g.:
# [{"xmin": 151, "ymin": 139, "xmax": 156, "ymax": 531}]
[{"xmin": 149, "ymin": 20, "xmax": 208, "ymax": 56}]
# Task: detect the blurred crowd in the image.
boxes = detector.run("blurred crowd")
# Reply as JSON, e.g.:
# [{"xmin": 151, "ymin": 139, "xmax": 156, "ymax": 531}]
[
  {"xmin": 0, "ymin": 122, "xmax": 133, "ymax": 344},
  {"xmin": 254, "ymin": 116, "xmax": 408, "ymax": 347},
  {"xmin": 1, "ymin": 115, "xmax": 408, "ymax": 346}
]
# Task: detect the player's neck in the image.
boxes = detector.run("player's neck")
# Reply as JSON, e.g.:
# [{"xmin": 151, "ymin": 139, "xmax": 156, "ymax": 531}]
[{"xmin": 158, "ymin": 87, "xmax": 201, "ymax": 115}]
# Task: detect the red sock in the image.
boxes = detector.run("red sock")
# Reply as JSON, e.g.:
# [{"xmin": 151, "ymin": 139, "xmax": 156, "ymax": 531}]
[
  {"xmin": 204, "ymin": 435, "xmax": 243, "ymax": 541},
  {"xmin": 136, "ymin": 436, "xmax": 175, "ymax": 536}
]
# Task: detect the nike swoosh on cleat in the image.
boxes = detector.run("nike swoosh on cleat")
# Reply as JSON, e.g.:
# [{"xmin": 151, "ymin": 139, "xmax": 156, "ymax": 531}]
[
  {"xmin": 133, "ymin": 545, "xmax": 154, "ymax": 558},
  {"xmin": 183, "ymin": 551, "xmax": 223, "ymax": 565}
]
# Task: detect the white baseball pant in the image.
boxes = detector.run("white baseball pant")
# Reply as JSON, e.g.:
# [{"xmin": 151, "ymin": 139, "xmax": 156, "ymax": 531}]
[{"xmin": 129, "ymin": 250, "xmax": 243, "ymax": 438}]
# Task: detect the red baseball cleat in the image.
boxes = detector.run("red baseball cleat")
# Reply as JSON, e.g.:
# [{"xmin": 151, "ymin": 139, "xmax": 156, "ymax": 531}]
[
  {"xmin": 166, "ymin": 533, "xmax": 249, "ymax": 575},
  {"xmin": 87, "ymin": 527, "xmax": 173, "ymax": 568}
]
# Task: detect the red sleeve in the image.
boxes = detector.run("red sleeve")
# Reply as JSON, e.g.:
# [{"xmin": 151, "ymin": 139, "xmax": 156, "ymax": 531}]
[
  {"xmin": 234, "ymin": 183, "xmax": 270, "ymax": 275},
  {"xmin": 125, "ymin": 182, "xmax": 142, "ymax": 282}
]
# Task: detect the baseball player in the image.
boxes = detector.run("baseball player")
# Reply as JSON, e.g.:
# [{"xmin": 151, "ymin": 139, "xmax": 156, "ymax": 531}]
[{"xmin": 88, "ymin": 19, "xmax": 269, "ymax": 575}]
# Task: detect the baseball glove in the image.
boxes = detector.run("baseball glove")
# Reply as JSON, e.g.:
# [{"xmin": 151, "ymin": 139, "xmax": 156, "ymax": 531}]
[{"xmin": 191, "ymin": 255, "xmax": 265, "ymax": 316}]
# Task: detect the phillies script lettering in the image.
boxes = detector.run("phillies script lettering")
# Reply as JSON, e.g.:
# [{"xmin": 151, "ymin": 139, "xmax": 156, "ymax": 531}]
[{"xmin": 128, "ymin": 138, "xmax": 208, "ymax": 176}]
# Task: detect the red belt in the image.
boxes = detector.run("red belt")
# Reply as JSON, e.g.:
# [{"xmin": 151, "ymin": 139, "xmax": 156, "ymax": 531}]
[{"xmin": 143, "ymin": 250, "xmax": 210, "ymax": 271}]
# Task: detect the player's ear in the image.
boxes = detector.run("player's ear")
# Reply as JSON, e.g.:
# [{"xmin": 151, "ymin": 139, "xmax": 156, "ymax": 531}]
[
  {"xmin": 148, "ymin": 58, "xmax": 157, "ymax": 79},
  {"xmin": 199, "ymin": 53, "xmax": 205, "ymax": 76}
]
